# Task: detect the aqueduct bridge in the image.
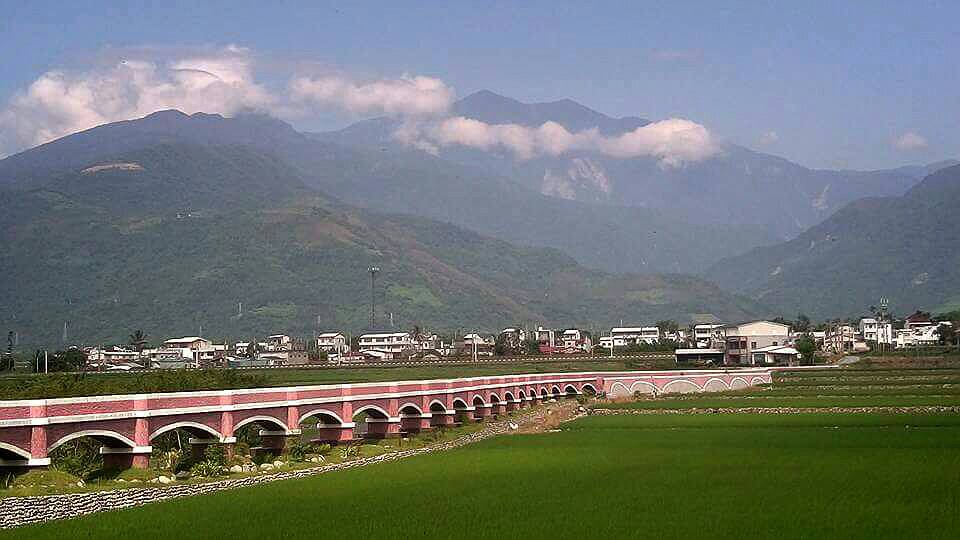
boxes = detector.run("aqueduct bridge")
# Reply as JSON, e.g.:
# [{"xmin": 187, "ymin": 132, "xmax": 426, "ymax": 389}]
[{"xmin": 0, "ymin": 368, "xmax": 774, "ymax": 469}]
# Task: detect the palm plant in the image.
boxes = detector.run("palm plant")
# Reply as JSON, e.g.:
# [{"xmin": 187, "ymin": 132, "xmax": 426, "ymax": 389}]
[{"xmin": 129, "ymin": 329, "xmax": 148, "ymax": 352}]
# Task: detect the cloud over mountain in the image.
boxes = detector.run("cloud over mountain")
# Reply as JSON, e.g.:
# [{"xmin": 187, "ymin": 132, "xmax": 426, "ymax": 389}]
[
  {"xmin": 290, "ymin": 74, "xmax": 453, "ymax": 116},
  {"xmin": 893, "ymin": 131, "xmax": 928, "ymax": 151},
  {"xmin": 0, "ymin": 45, "xmax": 272, "ymax": 154},
  {"xmin": 396, "ymin": 116, "xmax": 719, "ymax": 166},
  {"xmin": 0, "ymin": 43, "xmax": 717, "ymax": 167}
]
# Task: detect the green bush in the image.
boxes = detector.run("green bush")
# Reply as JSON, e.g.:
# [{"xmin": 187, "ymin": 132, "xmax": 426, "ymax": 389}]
[
  {"xmin": 50, "ymin": 438, "xmax": 103, "ymax": 479},
  {"xmin": 190, "ymin": 459, "xmax": 224, "ymax": 478}
]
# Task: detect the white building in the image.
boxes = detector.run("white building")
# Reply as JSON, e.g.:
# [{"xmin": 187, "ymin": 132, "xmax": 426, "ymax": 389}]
[
  {"xmin": 722, "ymin": 321, "xmax": 791, "ymax": 365},
  {"xmin": 560, "ymin": 329, "xmax": 592, "ymax": 352},
  {"xmin": 316, "ymin": 332, "xmax": 349, "ymax": 355},
  {"xmin": 358, "ymin": 332, "xmax": 414, "ymax": 359},
  {"xmin": 609, "ymin": 327, "xmax": 645, "ymax": 347},
  {"xmin": 859, "ymin": 318, "xmax": 894, "ymax": 345},
  {"xmin": 693, "ymin": 324, "xmax": 724, "ymax": 348},
  {"xmin": 265, "ymin": 334, "xmax": 291, "ymax": 351},
  {"xmin": 751, "ymin": 345, "xmax": 801, "ymax": 366},
  {"xmin": 159, "ymin": 337, "xmax": 216, "ymax": 367}
]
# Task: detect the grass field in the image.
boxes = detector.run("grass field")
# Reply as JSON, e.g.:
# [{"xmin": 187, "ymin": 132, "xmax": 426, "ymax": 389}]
[{"xmin": 7, "ymin": 412, "xmax": 959, "ymax": 539}]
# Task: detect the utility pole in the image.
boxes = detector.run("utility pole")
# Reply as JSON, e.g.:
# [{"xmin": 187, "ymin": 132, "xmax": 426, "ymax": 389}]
[{"xmin": 368, "ymin": 266, "xmax": 380, "ymax": 330}]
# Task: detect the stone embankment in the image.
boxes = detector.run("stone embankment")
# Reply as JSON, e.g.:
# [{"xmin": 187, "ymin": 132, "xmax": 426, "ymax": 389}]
[
  {"xmin": 0, "ymin": 406, "xmax": 558, "ymax": 530},
  {"xmin": 590, "ymin": 405, "xmax": 960, "ymax": 415}
]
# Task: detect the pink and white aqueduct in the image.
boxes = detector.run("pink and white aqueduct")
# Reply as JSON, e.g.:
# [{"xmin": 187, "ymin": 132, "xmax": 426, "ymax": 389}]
[{"xmin": 0, "ymin": 368, "xmax": 773, "ymax": 469}]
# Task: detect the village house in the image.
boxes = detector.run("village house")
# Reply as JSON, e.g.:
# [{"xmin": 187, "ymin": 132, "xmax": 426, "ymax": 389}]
[
  {"xmin": 721, "ymin": 321, "xmax": 792, "ymax": 365},
  {"xmin": 693, "ymin": 324, "xmax": 724, "ymax": 348},
  {"xmin": 560, "ymin": 328, "xmax": 592, "ymax": 353},
  {"xmin": 316, "ymin": 332, "xmax": 349, "ymax": 356},
  {"xmin": 461, "ymin": 333, "xmax": 495, "ymax": 356},
  {"xmin": 357, "ymin": 332, "xmax": 415, "ymax": 360},
  {"xmin": 535, "ymin": 326, "xmax": 558, "ymax": 352},
  {"xmin": 750, "ymin": 345, "xmax": 801, "ymax": 366}
]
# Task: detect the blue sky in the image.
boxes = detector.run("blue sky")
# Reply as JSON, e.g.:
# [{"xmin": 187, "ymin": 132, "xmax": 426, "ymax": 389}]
[{"xmin": 1, "ymin": 0, "xmax": 957, "ymax": 169}]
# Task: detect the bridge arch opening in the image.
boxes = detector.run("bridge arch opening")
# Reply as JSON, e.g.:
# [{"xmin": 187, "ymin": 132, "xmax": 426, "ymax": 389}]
[
  {"xmin": 581, "ymin": 383, "xmax": 598, "ymax": 395},
  {"xmin": 231, "ymin": 416, "xmax": 289, "ymax": 450},
  {"xmin": 662, "ymin": 379, "xmax": 701, "ymax": 395},
  {"xmin": 539, "ymin": 387, "xmax": 549, "ymax": 400},
  {"xmin": 550, "ymin": 385, "xmax": 562, "ymax": 398},
  {"xmin": 0, "ymin": 442, "xmax": 31, "ymax": 462},
  {"xmin": 48, "ymin": 430, "xmax": 137, "ymax": 476},
  {"xmin": 564, "ymin": 384, "xmax": 579, "ymax": 397},
  {"xmin": 352, "ymin": 405, "xmax": 391, "ymax": 438},
  {"xmin": 149, "ymin": 422, "xmax": 222, "ymax": 443},
  {"xmin": 609, "ymin": 382, "xmax": 630, "ymax": 398},
  {"xmin": 702, "ymin": 378, "xmax": 729, "ymax": 393},
  {"xmin": 472, "ymin": 395, "xmax": 487, "ymax": 420},
  {"xmin": 429, "ymin": 400, "xmax": 450, "ymax": 428}
]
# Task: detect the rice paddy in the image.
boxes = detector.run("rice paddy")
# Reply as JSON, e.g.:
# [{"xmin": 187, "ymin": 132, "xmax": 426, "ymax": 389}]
[{"xmin": 4, "ymin": 366, "xmax": 959, "ymax": 538}]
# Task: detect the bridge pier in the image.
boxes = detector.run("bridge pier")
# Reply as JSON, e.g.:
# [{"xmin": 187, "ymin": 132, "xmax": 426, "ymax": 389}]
[
  {"xmin": 101, "ymin": 446, "xmax": 153, "ymax": 470},
  {"xmin": 473, "ymin": 404, "xmax": 492, "ymax": 421},
  {"xmin": 312, "ymin": 423, "xmax": 355, "ymax": 444},
  {"xmin": 430, "ymin": 411, "xmax": 455, "ymax": 428},
  {"xmin": 258, "ymin": 429, "xmax": 301, "ymax": 456},
  {"xmin": 400, "ymin": 414, "xmax": 432, "ymax": 434},
  {"xmin": 363, "ymin": 418, "xmax": 401, "ymax": 439}
]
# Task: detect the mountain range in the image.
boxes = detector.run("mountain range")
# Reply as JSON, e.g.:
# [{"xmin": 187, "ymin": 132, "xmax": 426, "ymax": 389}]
[
  {"xmin": 1, "ymin": 90, "xmax": 955, "ymax": 345},
  {"xmin": 321, "ymin": 90, "xmax": 950, "ymax": 240},
  {"xmin": 706, "ymin": 163, "xmax": 960, "ymax": 319},
  {"xmin": 0, "ymin": 137, "xmax": 764, "ymax": 347}
]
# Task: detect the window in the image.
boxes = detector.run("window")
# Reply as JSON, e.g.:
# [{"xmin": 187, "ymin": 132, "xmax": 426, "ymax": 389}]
[
  {"xmin": 772, "ymin": 341, "xmax": 778, "ymax": 346},
  {"xmin": 751, "ymin": 341, "xmax": 757, "ymax": 349}
]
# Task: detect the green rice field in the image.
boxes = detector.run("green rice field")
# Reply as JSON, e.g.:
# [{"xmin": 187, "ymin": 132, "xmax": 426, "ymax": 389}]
[
  {"xmin": 6, "ymin": 411, "xmax": 959, "ymax": 539},
  {"xmin": 4, "ymin": 367, "xmax": 960, "ymax": 538}
]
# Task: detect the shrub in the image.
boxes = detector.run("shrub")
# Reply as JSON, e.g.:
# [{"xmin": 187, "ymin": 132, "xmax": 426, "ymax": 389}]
[
  {"xmin": 340, "ymin": 441, "xmax": 362, "ymax": 461},
  {"xmin": 50, "ymin": 438, "xmax": 103, "ymax": 479},
  {"xmin": 151, "ymin": 449, "xmax": 181, "ymax": 473},
  {"xmin": 284, "ymin": 439, "xmax": 313, "ymax": 462},
  {"xmin": 190, "ymin": 459, "xmax": 224, "ymax": 478},
  {"xmin": 203, "ymin": 444, "xmax": 227, "ymax": 467}
]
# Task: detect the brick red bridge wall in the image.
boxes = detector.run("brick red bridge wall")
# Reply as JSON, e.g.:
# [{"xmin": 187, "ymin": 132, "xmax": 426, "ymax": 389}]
[{"xmin": 0, "ymin": 368, "xmax": 774, "ymax": 468}]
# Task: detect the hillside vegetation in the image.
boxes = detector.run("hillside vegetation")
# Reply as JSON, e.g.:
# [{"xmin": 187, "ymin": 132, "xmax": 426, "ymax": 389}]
[
  {"xmin": 706, "ymin": 164, "xmax": 960, "ymax": 318},
  {"xmin": 0, "ymin": 141, "xmax": 764, "ymax": 347}
]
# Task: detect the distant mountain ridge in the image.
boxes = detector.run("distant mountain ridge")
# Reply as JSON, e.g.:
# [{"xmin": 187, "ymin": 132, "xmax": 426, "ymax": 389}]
[
  {"xmin": 0, "ymin": 137, "xmax": 766, "ymax": 347},
  {"xmin": 705, "ymin": 164, "xmax": 960, "ymax": 318},
  {"xmin": 0, "ymin": 109, "xmax": 775, "ymax": 275},
  {"xmin": 321, "ymin": 90, "xmax": 947, "ymax": 240}
]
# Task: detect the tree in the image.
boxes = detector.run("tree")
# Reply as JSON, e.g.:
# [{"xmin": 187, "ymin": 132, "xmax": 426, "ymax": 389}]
[
  {"xmin": 49, "ymin": 349, "xmax": 86, "ymax": 372},
  {"xmin": 246, "ymin": 339, "xmax": 260, "ymax": 359},
  {"xmin": 656, "ymin": 320, "xmax": 679, "ymax": 336},
  {"xmin": 796, "ymin": 335, "xmax": 816, "ymax": 366},
  {"xmin": 522, "ymin": 338, "xmax": 540, "ymax": 355},
  {"xmin": 2, "ymin": 332, "xmax": 13, "ymax": 371},
  {"xmin": 128, "ymin": 329, "xmax": 148, "ymax": 352},
  {"xmin": 795, "ymin": 314, "xmax": 811, "ymax": 333},
  {"xmin": 937, "ymin": 323, "xmax": 956, "ymax": 348}
]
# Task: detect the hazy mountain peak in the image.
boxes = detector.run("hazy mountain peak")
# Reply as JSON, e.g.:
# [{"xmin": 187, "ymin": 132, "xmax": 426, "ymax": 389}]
[{"xmin": 453, "ymin": 90, "xmax": 649, "ymax": 134}]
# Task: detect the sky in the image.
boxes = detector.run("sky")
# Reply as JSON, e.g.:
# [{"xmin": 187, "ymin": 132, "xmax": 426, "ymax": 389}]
[{"xmin": 0, "ymin": 0, "xmax": 957, "ymax": 169}]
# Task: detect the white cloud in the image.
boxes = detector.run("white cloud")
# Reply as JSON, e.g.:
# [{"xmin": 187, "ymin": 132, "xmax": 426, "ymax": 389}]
[
  {"xmin": 893, "ymin": 131, "xmax": 927, "ymax": 151},
  {"xmin": 0, "ymin": 45, "xmax": 273, "ymax": 154},
  {"xmin": 758, "ymin": 130, "xmax": 779, "ymax": 146},
  {"xmin": 289, "ymin": 74, "xmax": 453, "ymax": 116},
  {"xmin": 0, "ymin": 46, "xmax": 454, "ymax": 156},
  {"xmin": 400, "ymin": 116, "xmax": 719, "ymax": 166},
  {"xmin": 0, "ymin": 43, "xmax": 716, "ymax": 168}
]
